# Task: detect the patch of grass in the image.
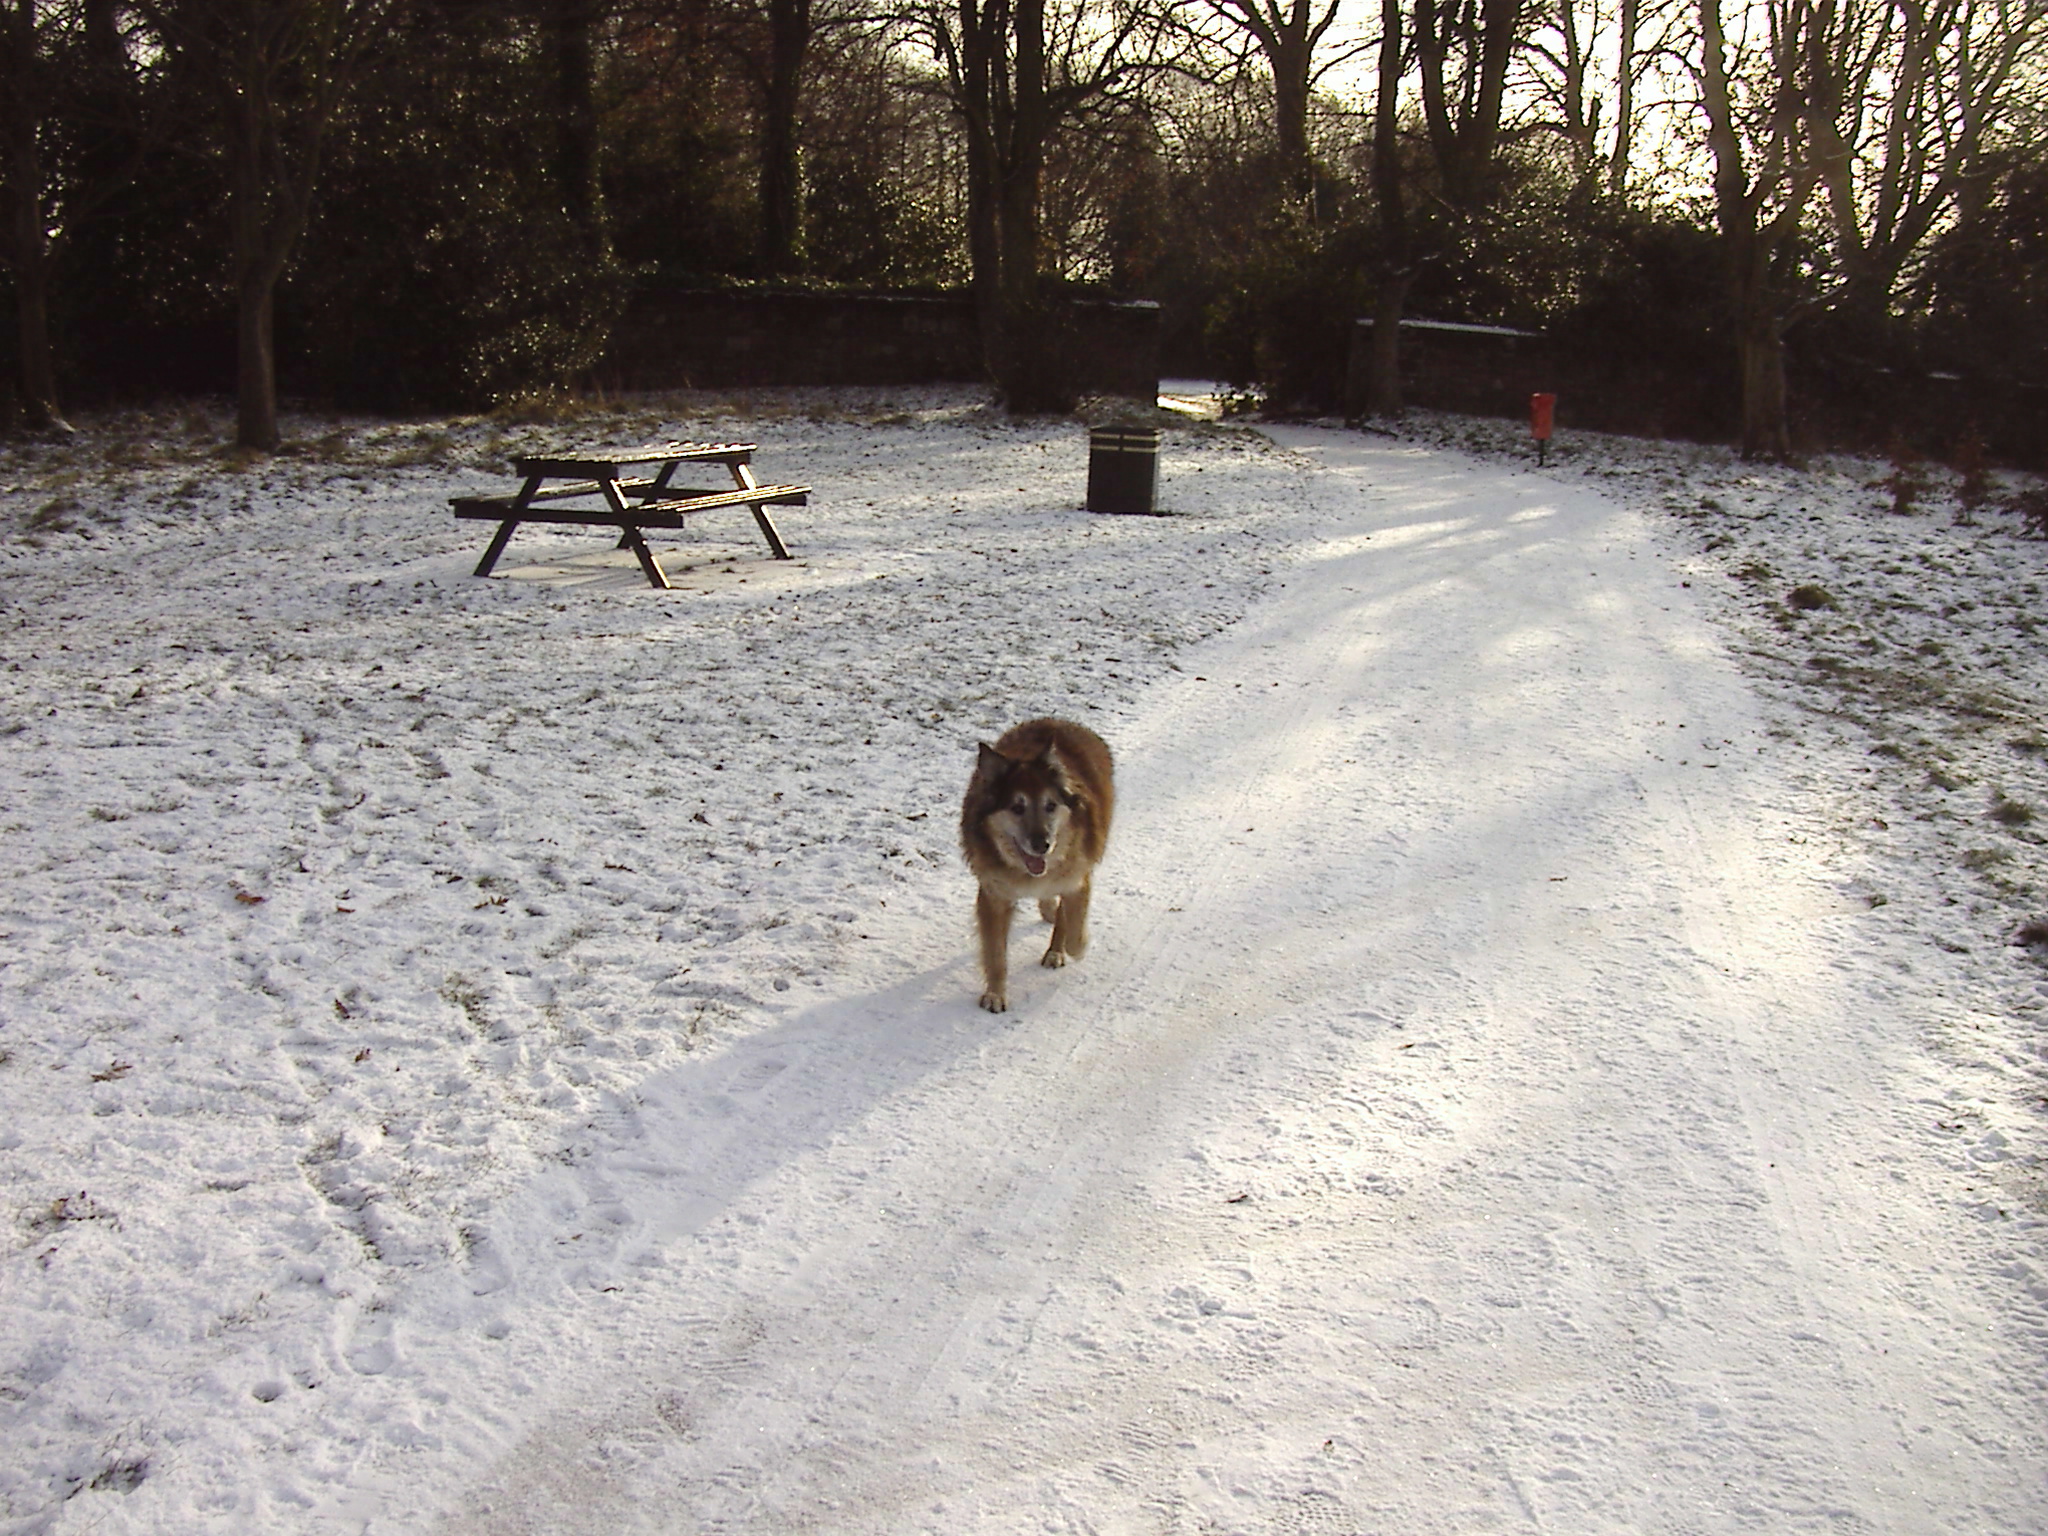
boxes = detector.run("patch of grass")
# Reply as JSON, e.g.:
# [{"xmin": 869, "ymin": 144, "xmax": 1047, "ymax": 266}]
[
  {"xmin": 378, "ymin": 430, "xmax": 454, "ymax": 467},
  {"xmin": 1989, "ymin": 792, "xmax": 2036, "ymax": 828},
  {"xmin": 1952, "ymin": 431, "xmax": 1992, "ymax": 524},
  {"xmin": 86, "ymin": 1458, "xmax": 150, "ymax": 1495},
  {"xmin": 284, "ymin": 428, "xmax": 356, "ymax": 463},
  {"xmin": 489, "ymin": 391, "xmax": 608, "ymax": 427},
  {"xmin": 1787, "ymin": 583, "xmax": 1836, "ymax": 610},
  {"xmin": 28, "ymin": 495, "xmax": 78, "ymax": 532},
  {"xmin": 25, "ymin": 1190, "xmax": 120, "ymax": 1233},
  {"xmin": 2010, "ymin": 485, "xmax": 2048, "ymax": 540},
  {"xmin": 439, "ymin": 972, "xmax": 493, "ymax": 1034}
]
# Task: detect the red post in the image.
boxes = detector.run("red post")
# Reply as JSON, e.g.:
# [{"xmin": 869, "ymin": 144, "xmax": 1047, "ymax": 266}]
[{"xmin": 1530, "ymin": 392, "xmax": 1556, "ymax": 465}]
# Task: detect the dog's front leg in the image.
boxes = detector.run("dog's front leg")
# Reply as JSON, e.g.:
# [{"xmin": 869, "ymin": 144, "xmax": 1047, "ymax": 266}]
[
  {"xmin": 1043, "ymin": 876, "xmax": 1091, "ymax": 966},
  {"xmin": 977, "ymin": 886, "xmax": 1014, "ymax": 1012}
]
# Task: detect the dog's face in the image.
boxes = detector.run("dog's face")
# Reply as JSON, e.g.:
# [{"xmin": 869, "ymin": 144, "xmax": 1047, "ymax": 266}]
[{"xmin": 977, "ymin": 744, "xmax": 1075, "ymax": 878}]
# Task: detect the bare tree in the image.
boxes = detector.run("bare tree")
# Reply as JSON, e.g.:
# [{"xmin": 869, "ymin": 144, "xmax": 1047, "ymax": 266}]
[
  {"xmin": 0, "ymin": 0, "xmax": 144, "ymax": 433},
  {"xmin": 1516, "ymin": 0, "xmax": 1671, "ymax": 195},
  {"xmin": 654, "ymin": 0, "xmax": 828, "ymax": 274},
  {"xmin": 1362, "ymin": 0, "xmax": 1531, "ymax": 415},
  {"xmin": 1805, "ymin": 0, "xmax": 2046, "ymax": 326},
  {"xmin": 1694, "ymin": 0, "xmax": 1819, "ymax": 459},
  {"xmin": 1189, "ymin": 0, "xmax": 1370, "ymax": 194},
  {"xmin": 905, "ymin": 0, "xmax": 1174, "ymax": 408},
  {"xmin": 137, "ymin": 0, "xmax": 395, "ymax": 451},
  {"xmin": 756, "ymin": 0, "xmax": 814, "ymax": 272},
  {"xmin": 1361, "ymin": 0, "xmax": 1411, "ymax": 412},
  {"xmin": 798, "ymin": 22, "xmax": 970, "ymax": 282},
  {"xmin": 0, "ymin": 0, "xmax": 66, "ymax": 430}
]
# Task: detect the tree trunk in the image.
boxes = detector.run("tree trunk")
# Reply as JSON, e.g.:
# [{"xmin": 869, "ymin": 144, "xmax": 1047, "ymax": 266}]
[
  {"xmin": 987, "ymin": 0, "xmax": 1074, "ymax": 413},
  {"xmin": 1364, "ymin": 275, "xmax": 1413, "ymax": 417},
  {"xmin": 553, "ymin": 0, "xmax": 603, "ymax": 241},
  {"xmin": 1364, "ymin": 0, "xmax": 1409, "ymax": 418},
  {"xmin": 236, "ymin": 267, "xmax": 281, "ymax": 453},
  {"xmin": 3, "ymin": 0, "xmax": 67, "ymax": 432},
  {"xmin": 7, "ymin": 129, "xmax": 66, "ymax": 432},
  {"xmin": 1721, "ymin": 217, "xmax": 1793, "ymax": 459},
  {"xmin": 1737, "ymin": 310, "xmax": 1790, "ymax": 461},
  {"xmin": 1698, "ymin": 0, "xmax": 1801, "ymax": 461},
  {"xmin": 228, "ymin": 59, "xmax": 280, "ymax": 453},
  {"xmin": 956, "ymin": 0, "xmax": 1005, "ymax": 381},
  {"xmin": 1608, "ymin": 0, "xmax": 1637, "ymax": 196},
  {"xmin": 757, "ymin": 0, "xmax": 810, "ymax": 274},
  {"xmin": 1270, "ymin": 33, "xmax": 1312, "ymax": 198}
]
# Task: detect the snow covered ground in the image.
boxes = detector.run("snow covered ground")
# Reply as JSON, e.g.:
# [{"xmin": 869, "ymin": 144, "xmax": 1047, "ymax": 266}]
[{"xmin": 1, "ymin": 389, "xmax": 2043, "ymax": 1534}]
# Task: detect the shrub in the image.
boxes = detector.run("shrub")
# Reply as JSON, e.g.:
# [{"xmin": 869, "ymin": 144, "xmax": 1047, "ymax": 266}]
[{"xmin": 1883, "ymin": 436, "xmax": 1933, "ymax": 514}]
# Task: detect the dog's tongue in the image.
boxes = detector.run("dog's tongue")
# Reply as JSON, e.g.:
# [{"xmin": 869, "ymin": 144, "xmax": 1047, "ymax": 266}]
[{"xmin": 1023, "ymin": 853, "xmax": 1047, "ymax": 877}]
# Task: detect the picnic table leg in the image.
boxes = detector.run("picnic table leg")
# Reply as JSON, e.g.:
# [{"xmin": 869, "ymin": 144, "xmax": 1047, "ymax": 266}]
[
  {"xmin": 732, "ymin": 463, "xmax": 793, "ymax": 560},
  {"xmin": 594, "ymin": 475, "xmax": 673, "ymax": 585},
  {"xmin": 619, "ymin": 526, "xmax": 672, "ymax": 589},
  {"xmin": 475, "ymin": 518, "xmax": 521, "ymax": 577},
  {"xmin": 474, "ymin": 473, "xmax": 542, "ymax": 577}
]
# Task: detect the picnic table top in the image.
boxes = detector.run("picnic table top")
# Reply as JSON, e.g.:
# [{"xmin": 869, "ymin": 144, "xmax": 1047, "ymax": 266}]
[{"xmin": 512, "ymin": 441, "xmax": 756, "ymax": 476}]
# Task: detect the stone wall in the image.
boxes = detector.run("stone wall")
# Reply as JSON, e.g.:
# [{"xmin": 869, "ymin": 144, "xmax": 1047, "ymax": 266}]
[
  {"xmin": 1341, "ymin": 313, "xmax": 2046, "ymax": 465},
  {"xmin": 1343, "ymin": 318, "xmax": 1556, "ymax": 422},
  {"xmin": 600, "ymin": 287, "xmax": 1161, "ymax": 399}
]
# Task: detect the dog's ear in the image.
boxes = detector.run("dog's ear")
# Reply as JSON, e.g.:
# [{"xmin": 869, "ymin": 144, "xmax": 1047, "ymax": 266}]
[
  {"xmin": 1036, "ymin": 744, "xmax": 1077, "ymax": 799},
  {"xmin": 973, "ymin": 742, "xmax": 1012, "ymax": 812}
]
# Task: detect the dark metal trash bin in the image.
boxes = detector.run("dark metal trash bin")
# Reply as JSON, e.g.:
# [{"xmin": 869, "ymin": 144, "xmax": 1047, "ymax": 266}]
[{"xmin": 1087, "ymin": 425, "xmax": 1159, "ymax": 515}]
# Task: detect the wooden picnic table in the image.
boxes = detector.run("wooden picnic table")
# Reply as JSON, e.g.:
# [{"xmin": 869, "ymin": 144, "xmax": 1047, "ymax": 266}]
[{"xmin": 450, "ymin": 441, "xmax": 809, "ymax": 589}]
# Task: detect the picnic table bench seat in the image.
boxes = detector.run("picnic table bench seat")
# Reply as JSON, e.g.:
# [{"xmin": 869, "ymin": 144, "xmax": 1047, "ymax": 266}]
[
  {"xmin": 449, "ymin": 484, "xmax": 810, "ymax": 525},
  {"xmin": 450, "ymin": 440, "xmax": 809, "ymax": 589}
]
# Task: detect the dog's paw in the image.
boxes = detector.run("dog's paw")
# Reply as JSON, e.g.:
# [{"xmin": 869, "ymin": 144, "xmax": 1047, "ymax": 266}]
[
  {"xmin": 1039, "ymin": 948, "xmax": 1069, "ymax": 970},
  {"xmin": 979, "ymin": 990, "xmax": 1009, "ymax": 1013}
]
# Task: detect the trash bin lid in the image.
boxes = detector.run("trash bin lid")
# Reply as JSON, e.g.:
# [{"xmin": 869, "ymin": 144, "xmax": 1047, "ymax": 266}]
[{"xmin": 1089, "ymin": 425, "xmax": 1160, "ymax": 450}]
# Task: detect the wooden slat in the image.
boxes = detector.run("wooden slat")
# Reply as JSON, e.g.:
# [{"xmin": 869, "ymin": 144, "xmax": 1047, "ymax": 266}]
[
  {"xmin": 522, "ymin": 475, "xmax": 663, "ymax": 503},
  {"xmin": 450, "ymin": 477, "xmax": 663, "ymax": 516},
  {"xmin": 512, "ymin": 441, "xmax": 756, "ymax": 476},
  {"xmin": 452, "ymin": 484, "xmax": 809, "ymax": 528},
  {"xmin": 635, "ymin": 485, "xmax": 809, "ymax": 516}
]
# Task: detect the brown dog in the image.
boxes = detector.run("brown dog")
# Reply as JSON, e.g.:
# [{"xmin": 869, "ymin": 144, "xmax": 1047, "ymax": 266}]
[{"xmin": 960, "ymin": 718, "xmax": 1115, "ymax": 1012}]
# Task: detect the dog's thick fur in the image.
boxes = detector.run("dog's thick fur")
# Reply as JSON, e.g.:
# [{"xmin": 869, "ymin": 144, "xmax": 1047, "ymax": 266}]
[{"xmin": 960, "ymin": 718, "xmax": 1115, "ymax": 1012}]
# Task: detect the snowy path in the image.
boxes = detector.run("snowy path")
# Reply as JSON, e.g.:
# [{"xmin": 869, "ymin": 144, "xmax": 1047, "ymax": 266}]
[{"xmin": 325, "ymin": 432, "xmax": 2044, "ymax": 1533}]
